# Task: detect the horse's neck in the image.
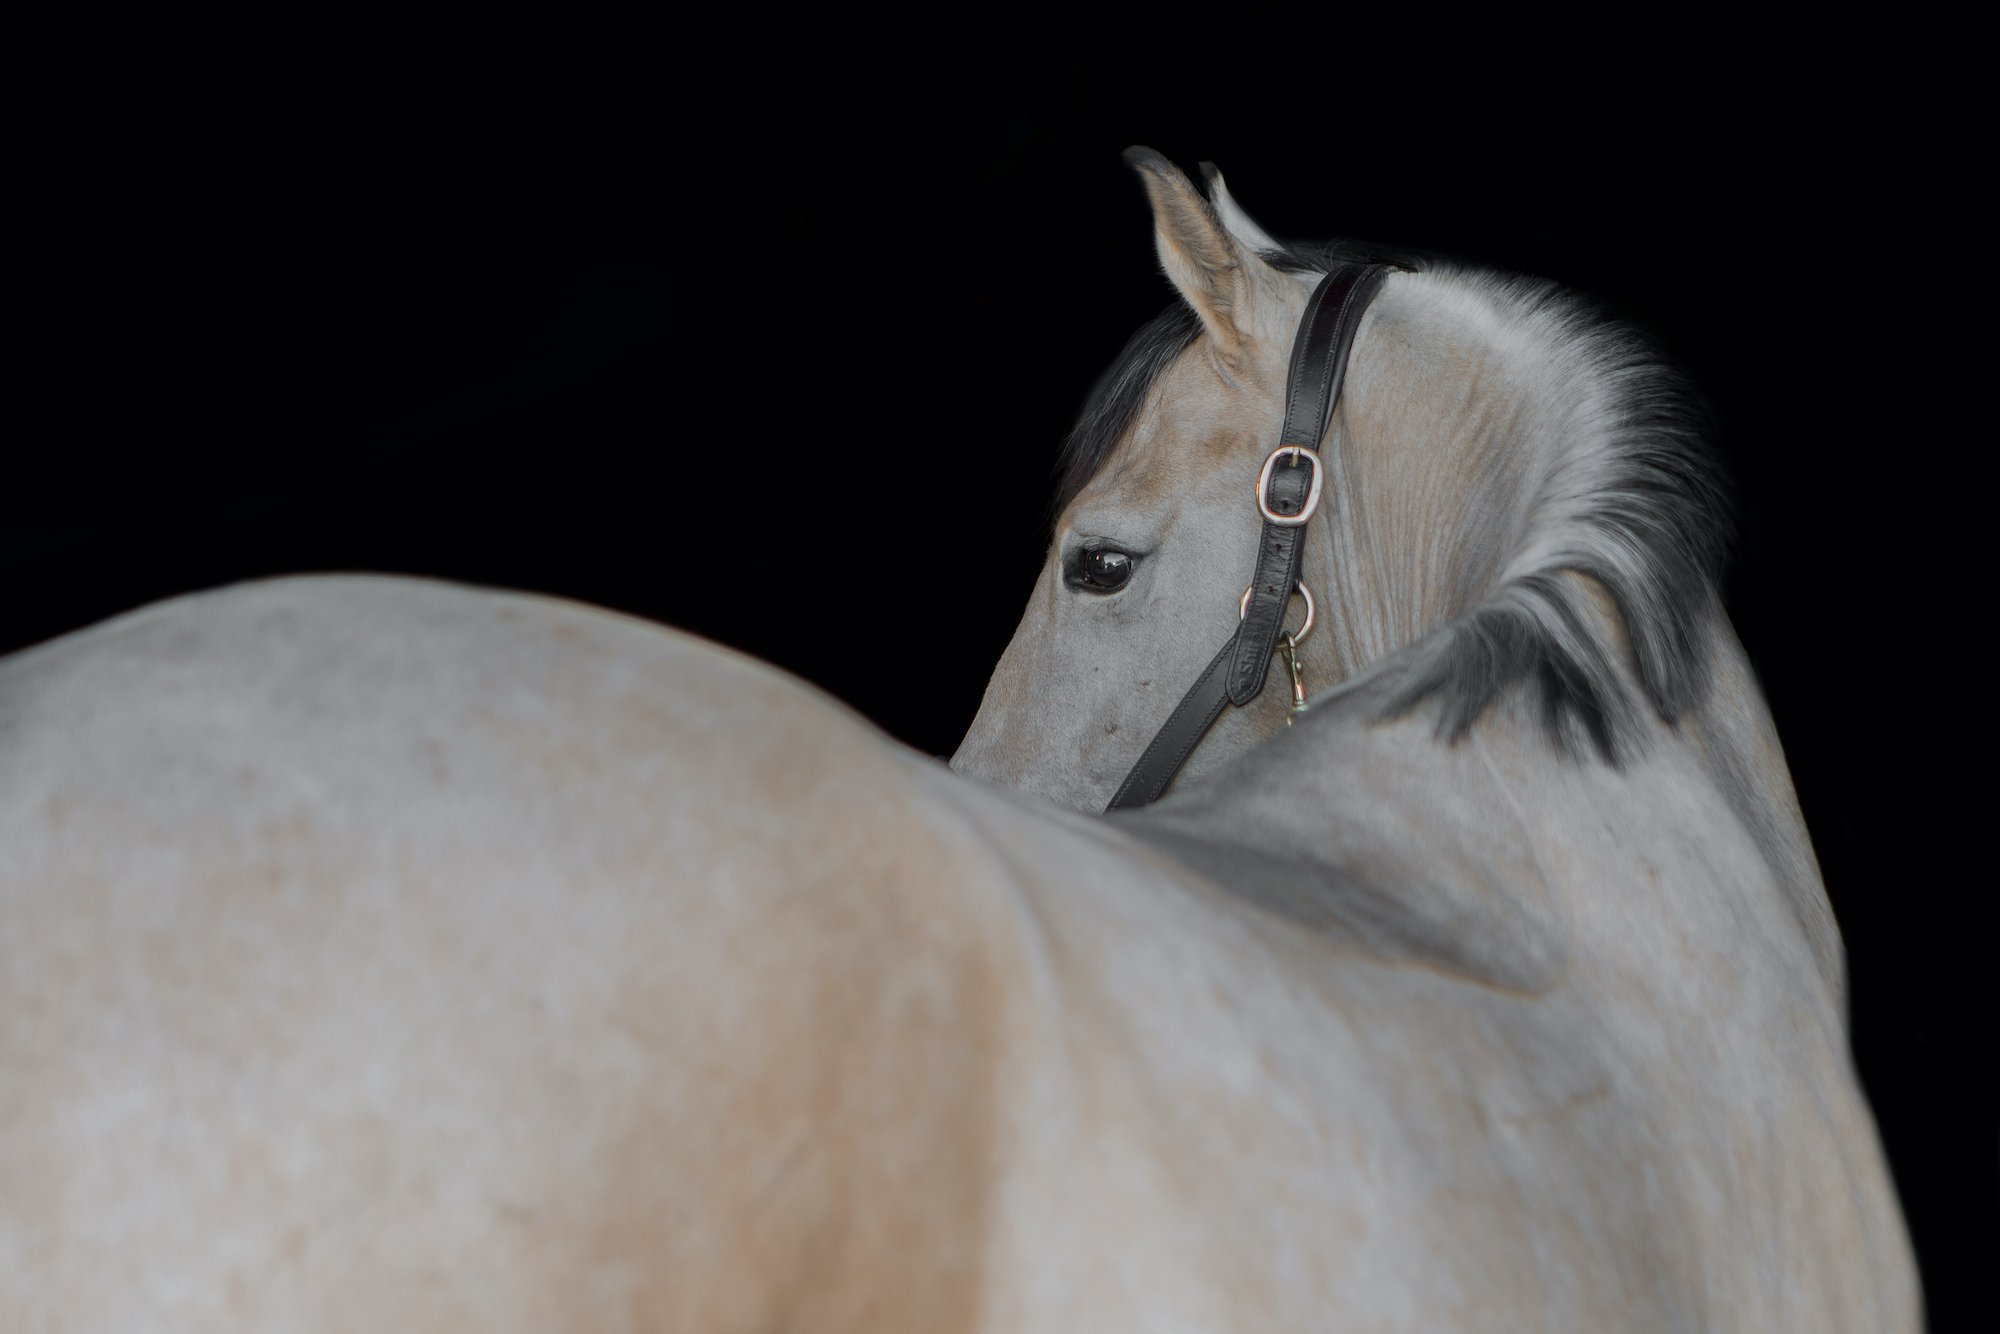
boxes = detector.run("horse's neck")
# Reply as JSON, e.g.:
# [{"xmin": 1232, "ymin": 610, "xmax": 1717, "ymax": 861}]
[
  {"xmin": 1274, "ymin": 268, "xmax": 1842, "ymax": 1011},
  {"xmin": 1135, "ymin": 591, "xmax": 1844, "ymax": 1025},
  {"xmin": 1678, "ymin": 609, "xmax": 1844, "ymax": 1008},
  {"xmin": 1303, "ymin": 278, "xmax": 1543, "ymax": 681}
]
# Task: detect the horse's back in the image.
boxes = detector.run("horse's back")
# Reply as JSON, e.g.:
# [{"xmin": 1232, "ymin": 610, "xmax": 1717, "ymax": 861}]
[{"xmin": 0, "ymin": 576, "xmax": 1022, "ymax": 1331}]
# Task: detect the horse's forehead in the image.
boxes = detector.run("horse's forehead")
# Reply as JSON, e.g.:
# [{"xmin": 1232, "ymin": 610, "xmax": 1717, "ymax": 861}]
[{"xmin": 1071, "ymin": 337, "xmax": 1287, "ymax": 519}]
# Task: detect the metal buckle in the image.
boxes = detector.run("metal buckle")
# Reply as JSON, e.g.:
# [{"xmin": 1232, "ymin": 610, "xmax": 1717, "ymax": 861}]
[
  {"xmin": 1255, "ymin": 446, "xmax": 1324, "ymax": 527},
  {"xmin": 1237, "ymin": 580, "xmax": 1315, "ymax": 648}
]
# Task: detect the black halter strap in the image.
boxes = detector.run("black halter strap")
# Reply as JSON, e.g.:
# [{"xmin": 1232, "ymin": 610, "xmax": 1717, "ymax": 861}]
[{"xmin": 1105, "ymin": 263, "xmax": 1391, "ymax": 812}]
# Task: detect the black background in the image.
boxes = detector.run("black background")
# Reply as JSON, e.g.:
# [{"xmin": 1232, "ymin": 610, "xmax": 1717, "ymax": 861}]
[{"xmin": 17, "ymin": 36, "xmax": 1985, "ymax": 1325}]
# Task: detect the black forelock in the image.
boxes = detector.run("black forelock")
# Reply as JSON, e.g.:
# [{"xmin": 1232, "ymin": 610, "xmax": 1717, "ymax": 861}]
[{"xmin": 1047, "ymin": 301, "xmax": 1201, "ymax": 526}]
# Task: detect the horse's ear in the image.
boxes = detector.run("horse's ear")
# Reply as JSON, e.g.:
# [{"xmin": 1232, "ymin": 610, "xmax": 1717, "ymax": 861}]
[
  {"xmin": 1124, "ymin": 147, "xmax": 1286, "ymax": 360},
  {"xmin": 1198, "ymin": 162, "xmax": 1283, "ymax": 255}
]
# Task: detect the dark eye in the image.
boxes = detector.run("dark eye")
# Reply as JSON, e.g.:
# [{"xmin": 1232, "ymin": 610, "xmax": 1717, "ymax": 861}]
[{"xmin": 1067, "ymin": 547, "xmax": 1136, "ymax": 593}]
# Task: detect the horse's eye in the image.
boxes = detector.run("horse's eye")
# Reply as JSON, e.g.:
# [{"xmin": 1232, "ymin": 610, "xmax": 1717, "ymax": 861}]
[{"xmin": 1068, "ymin": 547, "xmax": 1135, "ymax": 593}]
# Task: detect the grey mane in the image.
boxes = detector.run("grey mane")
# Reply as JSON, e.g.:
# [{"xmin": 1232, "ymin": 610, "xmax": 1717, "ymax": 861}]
[
  {"xmin": 1373, "ymin": 268, "xmax": 1730, "ymax": 761},
  {"xmin": 1056, "ymin": 234, "xmax": 1729, "ymax": 764}
]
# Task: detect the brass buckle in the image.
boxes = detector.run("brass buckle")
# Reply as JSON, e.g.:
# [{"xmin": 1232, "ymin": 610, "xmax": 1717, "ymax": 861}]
[{"xmin": 1255, "ymin": 446, "xmax": 1324, "ymax": 527}]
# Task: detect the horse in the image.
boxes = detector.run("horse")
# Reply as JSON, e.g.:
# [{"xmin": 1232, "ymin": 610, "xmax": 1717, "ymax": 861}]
[{"xmin": 0, "ymin": 149, "xmax": 1915, "ymax": 1330}]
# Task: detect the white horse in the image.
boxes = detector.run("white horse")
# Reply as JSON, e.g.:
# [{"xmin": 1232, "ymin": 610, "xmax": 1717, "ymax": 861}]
[{"xmin": 0, "ymin": 151, "xmax": 1916, "ymax": 1330}]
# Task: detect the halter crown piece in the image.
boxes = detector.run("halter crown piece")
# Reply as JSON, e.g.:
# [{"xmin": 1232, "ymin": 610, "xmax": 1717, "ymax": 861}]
[{"xmin": 1104, "ymin": 263, "xmax": 1393, "ymax": 812}]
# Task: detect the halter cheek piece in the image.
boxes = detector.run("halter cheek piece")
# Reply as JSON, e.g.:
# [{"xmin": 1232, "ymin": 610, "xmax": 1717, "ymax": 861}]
[{"xmin": 1105, "ymin": 263, "xmax": 1393, "ymax": 812}]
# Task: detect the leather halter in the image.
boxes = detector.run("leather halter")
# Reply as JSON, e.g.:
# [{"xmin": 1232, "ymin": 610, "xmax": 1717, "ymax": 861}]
[{"xmin": 1105, "ymin": 263, "xmax": 1392, "ymax": 812}]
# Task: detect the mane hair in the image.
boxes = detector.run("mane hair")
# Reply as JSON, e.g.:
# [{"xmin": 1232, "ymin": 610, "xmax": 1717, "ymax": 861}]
[
  {"xmin": 1057, "ymin": 224, "xmax": 1729, "ymax": 762},
  {"xmin": 1371, "ymin": 265, "xmax": 1730, "ymax": 762}
]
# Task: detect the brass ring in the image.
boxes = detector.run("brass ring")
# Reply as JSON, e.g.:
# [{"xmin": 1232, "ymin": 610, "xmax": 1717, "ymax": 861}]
[{"xmin": 1237, "ymin": 580, "xmax": 1315, "ymax": 647}]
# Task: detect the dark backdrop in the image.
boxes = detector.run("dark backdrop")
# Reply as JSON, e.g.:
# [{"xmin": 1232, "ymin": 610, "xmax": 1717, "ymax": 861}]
[{"xmin": 17, "ymin": 43, "xmax": 1983, "ymax": 1326}]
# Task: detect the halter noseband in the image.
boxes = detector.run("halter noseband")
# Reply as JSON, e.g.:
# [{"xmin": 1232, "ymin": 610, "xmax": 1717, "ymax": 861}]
[{"xmin": 1104, "ymin": 263, "xmax": 1392, "ymax": 812}]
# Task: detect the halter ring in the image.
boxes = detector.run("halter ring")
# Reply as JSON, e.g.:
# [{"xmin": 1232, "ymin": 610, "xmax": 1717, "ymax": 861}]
[
  {"xmin": 1255, "ymin": 446, "xmax": 1324, "ymax": 526},
  {"xmin": 1238, "ymin": 580, "xmax": 1315, "ymax": 648}
]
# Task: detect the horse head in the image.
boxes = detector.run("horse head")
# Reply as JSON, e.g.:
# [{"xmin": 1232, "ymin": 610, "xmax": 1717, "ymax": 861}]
[{"xmin": 953, "ymin": 149, "xmax": 1727, "ymax": 814}]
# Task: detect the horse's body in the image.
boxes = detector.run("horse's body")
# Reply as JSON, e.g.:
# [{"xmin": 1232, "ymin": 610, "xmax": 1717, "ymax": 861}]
[{"xmin": 1, "ymin": 151, "xmax": 1916, "ymax": 1330}]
